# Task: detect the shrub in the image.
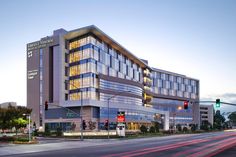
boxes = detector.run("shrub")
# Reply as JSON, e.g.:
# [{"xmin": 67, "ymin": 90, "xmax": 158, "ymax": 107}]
[
  {"xmin": 16, "ymin": 137, "xmax": 29, "ymax": 142},
  {"xmin": 190, "ymin": 124, "xmax": 197, "ymax": 132},
  {"xmin": 56, "ymin": 127, "xmax": 63, "ymax": 136},
  {"xmin": 32, "ymin": 129, "xmax": 39, "ymax": 137},
  {"xmin": 149, "ymin": 126, "xmax": 156, "ymax": 133},
  {"xmin": 162, "ymin": 130, "xmax": 172, "ymax": 134},
  {"xmin": 154, "ymin": 122, "xmax": 160, "ymax": 132},
  {"xmin": 183, "ymin": 127, "xmax": 188, "ymax": 133},
  {"xmin": 140, "ymin": 125, "xmax": 147, "ymax": 134},
  {"xmin": 176, "ymin": 124, "xmax": 182, "ymax": 132},
  {"xmin": 44, "ymin": 124, "xmax": 51, "ymax": 136},
  {"xmin": 0, "ymin": 136, "xmax": 15, "ymax": 142}
]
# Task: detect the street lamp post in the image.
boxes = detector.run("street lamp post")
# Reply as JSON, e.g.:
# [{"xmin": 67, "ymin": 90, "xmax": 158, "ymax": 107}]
[
  {"xmin": 174, "ymin": 106, "xmax": 183, "ymax": 133},
  {"xmin": 64, "ymin": 80, "xmax": 84, "ymax": 141},
  {"xmin": 107, "ymin": 90, "xmax": 131, "ymax": 139},
  {"xmin": 80, "ymin": 90, "xmax": 83, "ymax": 141},
  {"xmin": 23, "ymin": 113, "xmax": 31, "ymax": 142}
]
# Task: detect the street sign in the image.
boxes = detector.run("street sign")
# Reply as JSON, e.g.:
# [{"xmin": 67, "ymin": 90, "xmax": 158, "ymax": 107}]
[{"xmin": 117, "ymin": 111, "xmax": 125, "ymax": 123}]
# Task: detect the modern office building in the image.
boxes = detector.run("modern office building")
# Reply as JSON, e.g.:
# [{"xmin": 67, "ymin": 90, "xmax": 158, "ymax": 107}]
[
  {"xmin": 200, "ymin": 104, "xmax": 214, "ymax": 126},
  {"xmin": 27, "ymin": 25, "xmax": 200, "ymax": 131}
]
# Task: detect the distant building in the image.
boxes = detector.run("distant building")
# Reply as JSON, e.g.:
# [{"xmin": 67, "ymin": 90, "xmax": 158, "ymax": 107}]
[
  {"xmin": 200, "ymin": 104, "xmax": 214, "ymax": 126},
  {"xmin": 0, "ymin": 102, "xmax": 17, "ymax": 108},
  {"xmin": 27, "ymin": 25, "xmax": 200, "ymax": 131}
]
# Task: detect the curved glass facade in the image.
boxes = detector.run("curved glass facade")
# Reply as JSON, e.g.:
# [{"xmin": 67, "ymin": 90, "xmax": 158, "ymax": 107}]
[
  {"xmin": 99, "ymin": 107, "xmax": 155, "ymax": 130},
  {"xmin": 100, "ymin": 79, "xmax": 142, "ymax": 97},
  {"xmin": 100, "ymin": 93, "xmax": 142, "ymax": 106}
]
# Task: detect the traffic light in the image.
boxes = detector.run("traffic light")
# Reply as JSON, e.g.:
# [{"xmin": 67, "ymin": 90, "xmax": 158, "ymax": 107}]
[
  {"xmin": 184, "ymin": 101, "xmax": 189, "ymax": 109},
  {"xmin": 216, "ymin": 99, "xmax": 221, "ymax": 108},
  {"xmin": 104, "ymin": 120, "xmax": 108, "ymax": 130},
  {"xmin": 82, "ymin": 120, "xmax": 87, "ymax": 130},
  {"xmin": 45, "ymin": 101, "xmax": 48, "ymax": 111}
]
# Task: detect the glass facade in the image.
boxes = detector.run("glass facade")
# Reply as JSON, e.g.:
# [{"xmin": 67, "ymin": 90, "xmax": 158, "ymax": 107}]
[
  {"xmin": 152, "ymin": 98, "xmax": 193, "ymax": 124},
  {"xmin": 68, "ymin": 35, "xmax": 143, "ymax": 102},
  {"xmin": 99, "ymin": 107, "xmax": 155, "ymax": 130},
  {"xmin": 64, "ymin": 30, "xmax": 199, "ymax": 129},
  {"xmin": 100, "ymin": 79, "xmax": 142, "ymax": 97},
  {"xmin": 151, "ymin": 71, "xmax": 199, "ymax": 99}
]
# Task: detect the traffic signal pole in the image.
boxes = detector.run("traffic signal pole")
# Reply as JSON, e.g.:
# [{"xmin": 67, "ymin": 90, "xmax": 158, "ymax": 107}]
[
  {"xmin": 192, "ymin": 101, "xmax": 236, "ymax": 106},
  {"xmin": 45, "ymin": 81, "xmax": 85, "ymax": 141}
]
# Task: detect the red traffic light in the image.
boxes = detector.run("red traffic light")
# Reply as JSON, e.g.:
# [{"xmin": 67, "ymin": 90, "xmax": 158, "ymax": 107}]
[
  {"xmin": 45, "ymin": 101, "xmax": 48, "ymax": 111},
  {"xmin": 184, "ymin": 101, "xmax": 189, "ymax": 109}
]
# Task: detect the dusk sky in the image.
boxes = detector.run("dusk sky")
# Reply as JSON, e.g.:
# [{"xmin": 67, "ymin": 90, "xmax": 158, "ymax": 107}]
[{"xmin": 0, "ymin": 0, "xmax": 235, "ymax": 112}]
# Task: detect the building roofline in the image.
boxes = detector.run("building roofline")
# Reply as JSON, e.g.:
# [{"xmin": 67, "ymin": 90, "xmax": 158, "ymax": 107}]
[
  {"xmin": 152, "ymin": 67, "xmax": 199, "ymax": 81},
  {"xmin": 61, "ymin": 25, "xmax": 199, "ymax": 81},
  {"xmin": 64, "ymin": 25, "xmax": 150, "ymax": 69}
]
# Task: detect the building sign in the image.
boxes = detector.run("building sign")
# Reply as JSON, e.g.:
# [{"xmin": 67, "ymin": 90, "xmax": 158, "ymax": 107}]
[
  {"xmin": 117, "ymin": 111, "xmax": 125, "ymax": 123},
  {"xmin": 27, "ymin": 70, "xmax": 38, "ymax": 79},
  {"xmin": 27, "ymin": 38, "xmax": 54, "ymax": 52}
]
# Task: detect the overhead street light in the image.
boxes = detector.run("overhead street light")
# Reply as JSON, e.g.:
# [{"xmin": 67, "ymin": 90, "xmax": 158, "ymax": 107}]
[{"xmin": 23, "ymin": 113, "xmax": 31, "ymax": 142}]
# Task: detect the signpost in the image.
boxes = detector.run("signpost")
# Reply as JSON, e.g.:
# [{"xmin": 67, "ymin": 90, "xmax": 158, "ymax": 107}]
[{"xmin": 116, "ymin": 111, "xmax": 126, "ymax": 137}]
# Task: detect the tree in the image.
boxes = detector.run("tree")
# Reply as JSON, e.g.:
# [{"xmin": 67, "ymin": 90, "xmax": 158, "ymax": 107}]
[
  {"xmin": 140, "ymin": 125, "xmax": 147, "ymax": 134},
  {"xmin": 201, "ymin": 120, "xmax": 212, "ymax": 131},
  {"xmin": 12, "ymin": 118, "xmax": 28, "ymax": 135},
  {"xmin": 228, "ymin": 112, "xmax": 236, "ymax": 126},
  {"xmin": 183, "ymin": 127, "xmax": 188, "ymax": 133},
  {"xmin": 0, "ymin": 105, "xmax": 31, "ymax": 133},
  {"xmin": 149, "ymin": 126, "xmax": 155, "ymax": 133},
  {"xmin": 0, "ymin": 108, "xmax": 7, "ymax": 132},
  {"xmin": 213, "ymin": 110, "xmax": 225, "ymax": 130},
  {"xmin": 153, "ymin": 122, "xmax": 160, "ymax": 132},
  {"xmin": 189, "ymin": 124, "xmax": 197, "ymax": 132},
  {"xmin": 176, "ymin": 124, "xmax": 182, "ymax": 132}
]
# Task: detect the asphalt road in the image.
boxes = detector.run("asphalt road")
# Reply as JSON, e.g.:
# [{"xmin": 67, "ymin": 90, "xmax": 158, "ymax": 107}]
[{"xmin": 1, "ymin": 131, "xmax": 236, "ymax": 157}]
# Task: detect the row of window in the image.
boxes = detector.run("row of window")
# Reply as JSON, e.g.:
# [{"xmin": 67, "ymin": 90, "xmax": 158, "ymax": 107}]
[
  {"xmin": 69, "ymin": 59, "xmax": 142, "ymax": 82},
  {"xmin": 69, "ymin": 77, "xmax": 98, "ymax": 89},
  {"xmin": 69, "ymin": 90, "xmax": 98, "ymax": 100},
  {"xmin": 69, "ymin": 36, "xmax": 139, "ymax": 69},
  {"xmin": 100, "ymin": 93, "xmax": 143, "ymax": 106},
  {"xmin": 69, "ymin": 37, "xmax": 91, "ymax": 50},
  {"xmin": 100, "ymin": 79, "xmax": 143, "ymax": 96},
  {"xmin": 152, "ymin": 81, "xmax": 198, "ymax": 93},
  {"xmin": 68, "ymin": 36, "xmax": 143, "ymax": 83},
  {"xmin": 151, "ymin": 87, "xmax": 197, "ymax": 99},
  {"xmin": 153, "ymin": 79, "xmax": 198, "ymax": 92},
  {"xmin": 152, "ymin": 71, "xmax": 197, "ymax": 86},
  {"xmin": 69, "ymin": 62, "xmax": 96, "ymax": 76}
]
